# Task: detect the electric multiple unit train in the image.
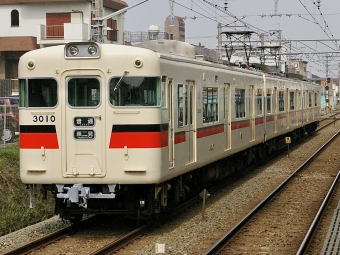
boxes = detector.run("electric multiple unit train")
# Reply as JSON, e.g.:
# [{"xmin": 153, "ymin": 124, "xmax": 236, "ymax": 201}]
[{"xmin": 18, "ymin": 40, "xmax": 320, "ymax": 221}]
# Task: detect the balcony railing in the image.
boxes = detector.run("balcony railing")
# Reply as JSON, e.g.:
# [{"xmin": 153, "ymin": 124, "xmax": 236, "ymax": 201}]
[
  {"xmin": 37, "ymin": 23, "xmax": 89, "ymax": 44},
  {"xmin": 126, "ymin": 32, "xmax": 169, "ymax": 44}
]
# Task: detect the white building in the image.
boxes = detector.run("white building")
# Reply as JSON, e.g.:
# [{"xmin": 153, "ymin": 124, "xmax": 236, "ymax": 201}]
[{"xmin": 0, "ymin": 0, "xmax": 127, "ymax": 80}]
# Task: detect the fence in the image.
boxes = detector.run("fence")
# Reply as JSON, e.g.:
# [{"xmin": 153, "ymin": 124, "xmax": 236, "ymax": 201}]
[
  {"xmin": 0, "ymin": 102, "xmax": 19, "ymax": 147},
  {"xmin": 0, "ymin": 80, "xmax": 12, "ymax": 96}
]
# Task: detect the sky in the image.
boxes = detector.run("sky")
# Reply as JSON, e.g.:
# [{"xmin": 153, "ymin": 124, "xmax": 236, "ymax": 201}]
[{"xmin": 123, "ymin": 0, "xmax": 340, "ymax": 77}]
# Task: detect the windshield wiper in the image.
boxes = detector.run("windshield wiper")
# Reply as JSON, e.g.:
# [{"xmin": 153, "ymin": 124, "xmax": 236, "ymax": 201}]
[{"xmin": 113, "ymin": 70, "xmax": 129, "ymax": 91}]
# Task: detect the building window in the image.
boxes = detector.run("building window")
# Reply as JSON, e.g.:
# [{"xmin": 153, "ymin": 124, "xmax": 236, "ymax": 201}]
[
  {"xmin": 107, "ymin": 19, "xmax": 117, "ymax": 41},
  {"xmin": 11, "ymin": 10, "xmax": 19, "ymax": 27}
]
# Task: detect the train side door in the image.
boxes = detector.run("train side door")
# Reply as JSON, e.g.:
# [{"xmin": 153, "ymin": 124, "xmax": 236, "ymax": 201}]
[
  {"xmin": 64, "ymin": 75, "xmax": 105, "ymax": 177},
  {"xmin": 274, "ymin": 87, "xmax": 278, "ymax": 133},
  {"xmin": 286, "ymin": 88, "xmax": 290, "ymax": 128},
  {"xmin": 168, "ymin": 79, "xmax": 174, "ymax": 168},
  {"xmin": 250, "ymin": 85, "xmax": 255, "ymax": 141},
  {"xmin": 224, "ymin": 84, "xmax": 231, "ymax": 150},
  {"xmin": 187, "ymin": 81, "xmax": 196, "ymax": 164}
]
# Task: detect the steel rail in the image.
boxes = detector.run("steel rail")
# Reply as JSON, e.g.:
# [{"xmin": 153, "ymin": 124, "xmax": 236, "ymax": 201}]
[
  {"xmin": 204, "ymin": 130, "xmax": 340, "ymax": 255},
  {"xmin": 296, "ymin": 169, "xmax": 340, "ymax": 254}
]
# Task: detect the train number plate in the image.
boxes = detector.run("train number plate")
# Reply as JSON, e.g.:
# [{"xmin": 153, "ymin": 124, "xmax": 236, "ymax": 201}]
[
  {"xmin": 73, "ymin": 117, "xmax": 95, "ymax": 127},
  {"xmin": 74, "ymin": 130, "xmax": 95, "ymax": 140}
]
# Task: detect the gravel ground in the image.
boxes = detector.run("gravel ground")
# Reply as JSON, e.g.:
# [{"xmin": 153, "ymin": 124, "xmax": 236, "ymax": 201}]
[{"xmin": 0, "ymin": 116, "xmax": 338, "ymax": 255}]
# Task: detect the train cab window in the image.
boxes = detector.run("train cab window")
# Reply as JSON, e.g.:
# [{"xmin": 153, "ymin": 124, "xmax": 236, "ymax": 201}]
[
  {"xmin": 266, "ymin": 89, "xmax": 272, "ymax": 114},
  {"xmin": 68, "ymin": 78, "xmax": 100, "ymax": 107},
  {"xmin": 109, "ymin": 76, "xmax": 160, "ymax": 107},
  {"xmin": 278, "ymin": 90, "xmax": 285, "ymax": 112},
  {"xmin": 235, "ymin": 88, "xmax": 245, "ymax": 118},
  {"xmin": 19, "ymin": 78, "xmax": 58, "ymax": 107},
  {"xmin": 256, "ymin": 89, "xmax": 263, "ymax": 116},
  {"xmin": 203, "ymin": 87, "xmax": 218, "ymax": 123},
  {"xmin": 289, "ymin": 91, "xmax": 295, "ymax": 110}
]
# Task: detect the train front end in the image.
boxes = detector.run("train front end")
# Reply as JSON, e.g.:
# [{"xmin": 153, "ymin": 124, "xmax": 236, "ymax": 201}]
[{"xmin": 19, "ymin": 42, "xmax": 168, "ymax": 220}]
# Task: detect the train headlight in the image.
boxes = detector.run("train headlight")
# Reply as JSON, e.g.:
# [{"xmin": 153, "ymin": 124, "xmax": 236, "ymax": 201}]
[
  {"xmin": 134, "ymin": 58, "xmax": 143, "ymax": 68},
  {"xmin": 88, "ymin": 46, "xmax": 98, "ymax": 56},
  {"xmin": 69, "ymin": 46, "xmax": 79, "ymax": 56},
  {"xmin": 65, "ymin": 43, "xmax": 100, "ymax": 58}
]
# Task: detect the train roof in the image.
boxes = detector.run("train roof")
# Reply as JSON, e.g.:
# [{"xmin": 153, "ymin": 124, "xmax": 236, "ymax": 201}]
[{"xmin": 134, "ymin": 40, "xmax": 319, "ymax": 86}]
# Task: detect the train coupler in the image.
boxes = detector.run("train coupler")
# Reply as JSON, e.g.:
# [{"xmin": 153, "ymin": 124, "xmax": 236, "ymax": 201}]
[{"xmin": 56, "ymin": 184, "xmax": 116, "ymax": 208}]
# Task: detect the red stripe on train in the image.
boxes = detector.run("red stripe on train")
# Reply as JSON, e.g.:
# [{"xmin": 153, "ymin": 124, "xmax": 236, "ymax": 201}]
[
  {"xmin": 197, "ymin": 125, "xmax": 224, "ymax": 138},
  {"xmin": 231, "ymin": 120, "xmax": 250, "ymax": 130},
  {"xmin": 20, "ymin": 133, "xmax": 59, "ymax": 149},
  {"xmin": 175, "ymin": 132, "xmax": 186, "ymax": 144},
  {"xmin": 109, "ymin": 131, "xmax": 168, "ymax": 148}
]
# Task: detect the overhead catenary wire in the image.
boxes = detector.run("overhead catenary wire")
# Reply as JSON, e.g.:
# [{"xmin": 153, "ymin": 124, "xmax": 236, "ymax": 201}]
[{"xmin": 171, "ymin": 0, "xmax": 339, "ymax": 76}]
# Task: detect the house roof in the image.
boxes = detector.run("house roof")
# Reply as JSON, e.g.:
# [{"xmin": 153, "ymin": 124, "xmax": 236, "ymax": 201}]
[
  {"xmin": 0, "ymin": 0, "xmax": 128, "ymax": 10},
  {"xmin": 0, "ymin": 36, "xmax": 40, "ymax": 51}
]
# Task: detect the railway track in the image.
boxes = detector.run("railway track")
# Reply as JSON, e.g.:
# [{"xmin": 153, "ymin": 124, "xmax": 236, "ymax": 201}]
[
  {"xmin": 205, "ymin": 130, "xmax": 340, "ymax": 254},
  {"xmin": 3, "ymin": 217, "xmax": 148, "ymax": 255},
  {"xmin": 318, "ymin": 111, "xmax": 340, "ymax": 130},
  {"xmin": 3, "ymin": 113, "xmax": 339, "ymax": 255}
]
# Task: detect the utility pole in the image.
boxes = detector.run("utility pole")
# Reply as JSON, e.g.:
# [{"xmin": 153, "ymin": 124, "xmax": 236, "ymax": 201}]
[
  {"xmin": 338, "ymin": 62, "xmax": 340, "ymax": 106},
  {"xmin": 325, "ymin": 55, "xmax": 330, "ymax": 111},
  {"xmin": 169, "ymin": 0, "xmax": 175, "ymax": 19}
]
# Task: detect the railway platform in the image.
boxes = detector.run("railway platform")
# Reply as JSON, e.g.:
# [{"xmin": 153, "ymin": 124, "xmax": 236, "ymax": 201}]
[
  {"xmin": 319, "ymin": 109, "xmax": 340, "ymax": 255},
  {"xmin": 320, "ymin": 203, "xmax": 340, "ymax": 254}
]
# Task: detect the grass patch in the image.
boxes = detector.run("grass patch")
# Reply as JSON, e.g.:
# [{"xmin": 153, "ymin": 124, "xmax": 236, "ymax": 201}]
[{"xmin": 0, "ymin": 145, "xmax": 54, "ymax": 236}]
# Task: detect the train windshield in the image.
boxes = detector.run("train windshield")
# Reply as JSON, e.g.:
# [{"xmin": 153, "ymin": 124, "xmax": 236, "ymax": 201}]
[
  {"xmin": 109, "ymin": 76, "xmax": 161, "ymax": 107},
  {"xmin": 19, "ymin": 78, "xmax": 58, "ymax": 108}
]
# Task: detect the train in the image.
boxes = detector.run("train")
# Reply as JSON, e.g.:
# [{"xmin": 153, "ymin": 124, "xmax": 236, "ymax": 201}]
[{"xmin": 18, "ymin": 40, "xmax": 320, "ymax": 222}]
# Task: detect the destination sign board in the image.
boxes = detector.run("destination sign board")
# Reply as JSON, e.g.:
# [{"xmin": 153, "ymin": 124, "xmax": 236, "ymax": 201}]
[{"xmin": 73, "ymin": 117, "xmax": 95, "ymax": 127}]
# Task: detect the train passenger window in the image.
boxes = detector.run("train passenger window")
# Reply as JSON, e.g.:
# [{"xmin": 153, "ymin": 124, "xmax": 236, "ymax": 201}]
[
  {"xmin": 19, "ymin": 78, "xmax": 58, "ymax": 108},
  {"xmin": 297, "ymin": 92, "xmax": 302, "ymax": 109},
  {"xmin": 178, "ymin": 85, "xmax": 184, "ymax": 127},
  {"xmin": 68, "ymin": 78, "xmax": 100, "ymax": 107},
  {"xmin": 314, "ymin": 93, "xmax": 318, "ymax": 107},
  {"xmin": 203, "ymin": 87, "xmax": 218, "ymax": 123},
  {"xmin": 223, "ymin": 85, "xmax": 229, "ymax": 120},
  {"xmin": 290, "ymin": 91, "xmax": 295, "ymax": 110},
  {"xmin": 278, "ymin": 90, "xmax": 285, "ymax": 112},
  {"xmin": 266, "ymin": 89, "xmax": 272, "ymax": 114},
  {"xmin": 109, "ymin": 76, "xmax": 160, "ymax": 107},
  {"xmin": 235, "ymin": 89, "xmax": 245, "ymax": 118},
  {"xmin": 256, "ymin": 89, "xmax": 263, "ymax": 116},
  {"xmin": 309, "ymin": 92, "xmax": 312, "ymax": 107}
]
